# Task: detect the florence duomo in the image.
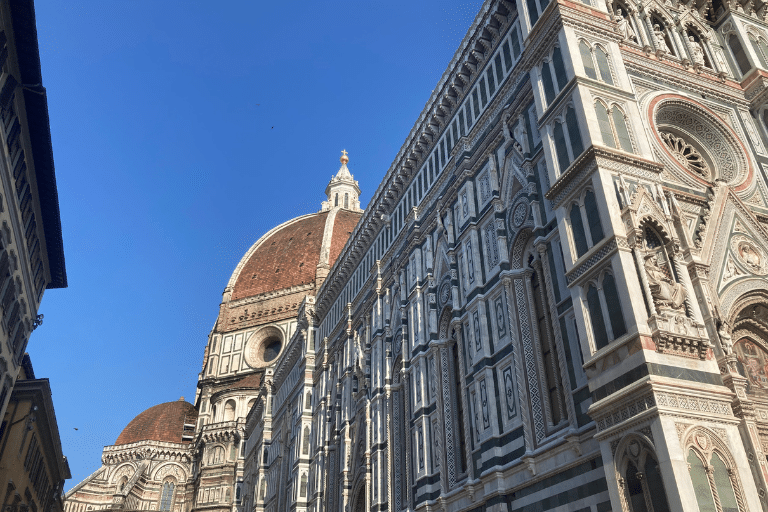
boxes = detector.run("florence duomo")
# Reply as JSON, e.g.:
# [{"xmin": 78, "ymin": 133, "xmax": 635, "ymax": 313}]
[{"xmin": 53, "ymin": 0, "xmax": 768, "ymax": 509}]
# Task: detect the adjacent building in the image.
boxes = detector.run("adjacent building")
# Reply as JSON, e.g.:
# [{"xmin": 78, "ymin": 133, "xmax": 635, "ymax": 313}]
[
  {"xmin": 68, "ymin": 0, "xmax": 768, "ymax": 510},
  {"xmin": 0, "ymin": 354, "xmax": 70, "ymax": 512}
]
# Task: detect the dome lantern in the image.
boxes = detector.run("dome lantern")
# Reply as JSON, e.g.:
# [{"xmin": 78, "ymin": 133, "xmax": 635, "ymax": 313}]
[{"xmin": 322, "ymin": 150, "xmax": 361, "ymax": 212}]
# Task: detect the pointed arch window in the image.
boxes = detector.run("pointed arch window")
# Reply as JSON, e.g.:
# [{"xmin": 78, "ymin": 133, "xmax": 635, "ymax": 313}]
[
  {"xmin": 748, "ymin": 33, "xmax": 768, "ymax": 68},
  {"xmin": 552, "ymin": 105, "xmax": 584, "ymax": 174},
  {"xmin": 580, "ymin": 41, "xmax": 614, "ymax": 85},
  {"xmin": 344, "ymin": 193, "xmax": 349, "ymax": 209},
  {"xmin": 585, "ymin": 268, "xmax": 627, "ymax": 350},
  {"xmin": 159, "ymin": 481, "xmax": 175, "ymax": 512},
  {"xmin": 594, "ymin": 101, "xmax": 633, "ymax": 153},
  {"xmin": 728, "ymin": 34, "xmax": 751, "ymax": 76},
  {"xmin": 567, "ymin": 188, "xmax": 605, "ymax": 259}
]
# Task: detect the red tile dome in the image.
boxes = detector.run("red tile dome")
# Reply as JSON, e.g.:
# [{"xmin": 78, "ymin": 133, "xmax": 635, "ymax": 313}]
[
  {"xmin": 229, "ymin": 209, "xmax": 361, "ymax": 301},
  {"xmin": 115, "ymin": 400, "xmax": 197, "ymax": 445}
]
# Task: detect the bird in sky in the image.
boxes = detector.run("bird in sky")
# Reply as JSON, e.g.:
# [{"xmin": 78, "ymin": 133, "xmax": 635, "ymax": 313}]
[{"xmin": 74, "ymin": 428, "xmax": 78, "ymax": 430}]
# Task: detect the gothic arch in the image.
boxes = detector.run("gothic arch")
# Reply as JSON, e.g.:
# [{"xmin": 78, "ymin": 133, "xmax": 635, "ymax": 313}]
[
  {"xmin": 438, "ymin": 306, "xmax": 453, "ymax": 340},
  {"xmin": 111, "ymin": 463, "xmax": 137, "ymax": 483},
  {"xmin": 510, "ymin": 229, "xmax": 533, "ymax": 270}
]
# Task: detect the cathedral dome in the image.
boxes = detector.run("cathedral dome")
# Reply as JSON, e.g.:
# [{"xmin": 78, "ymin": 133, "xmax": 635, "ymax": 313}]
[
  {"xmin": 230, "ymin": 209, "xmax": 362, "ymax": 301},
  {"xmin": 115, "ymin": 399, "xmax": 197, "ymax": 445},
  {"xmin": 229, "ymin": 209, "xmax": 361, "ymax": 302}
]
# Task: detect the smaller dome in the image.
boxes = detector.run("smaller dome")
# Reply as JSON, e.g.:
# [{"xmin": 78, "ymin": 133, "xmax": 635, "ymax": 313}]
[{"xmin": 116, "ymin": 400, "xmax": 197, "ymax": 446}]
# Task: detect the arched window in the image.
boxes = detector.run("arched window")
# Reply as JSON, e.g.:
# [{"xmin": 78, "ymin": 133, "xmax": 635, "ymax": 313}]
[
  {"xmin": 587, "ymin": 284, "xmax": 609, "ymax": 350},
  {"xmin": 552, "ymin": 47, "xmax": 567, "ymax": 90},
  {"xmin": 596, "ymin": 101, "xmax": 615, "ymax": 148},
  {"xmin": 553, "ymin": 122, "xmax": 570, "ymax": 174},
  {"xmin": 335, "ymin": 193, "xmax": 339, "ymax": 207},
  {"xmin": 566, "ymin": 107, "xmax": 583, "ymax": 157},
  {"xmin": 594, "ymin": 46, "xmax": 613, "ymax": 84},
  {"xmin": 584, "ymin": 190, "xmax": 604, "ymax": 244},
  {"xmin": 302, "ymin": 426, "xmax": 310, "ymax": 455},
  {"xmin": 569, "ymin": 203, "xmax": 588, "ymax": 257},
  {"xmin": 344, "ymin": 193, "xmax": 349, "ymax": 209},
  {"xmin": 580, "ymin": 41, "xmax": 596, "ymax": 79},
  {"xmin": 541, "ymin": 60, "xmax": 556, "ymax": 103},
  {"xmin": 748, "ymin": 33, "xmax": 768, "ymax": 68},
  {"xmin": 611, "ymin": 106, "xmax": 633, "ymax": 152},
  {"xmin": 594, "ymin": 101, "xmax": 633, "ymax": 152},
  {"xmin": 299, "ymin": 473, "xmax": 308, "ymax": 498},
  {"xmin": 159, "ymin": 481, "xmax": 175, "ymax": 512},
  {"xmin": 729, "ymin": 34, "xmax": 751, "ymax": 75},
  {"xmin": 223, "ymin": 400, "xmax": 236, "ymax": 422},
  {"xmin": 585, "ymin": 269, "xmax": 627, "ymax": 350},
  {"xmin": 580, "ymin": 41, "xmax": 613, "ymax": 85},
  {"xmin": 568, "ymin": 188, "xmax": 604, "ymax": 259},
  {"xmin": 118, "ymin": 476, "xmax": 128, "ymax": 493},
  {"xmin": 305, "ymin": 391, "xmax": 311, "ymax": 410}
]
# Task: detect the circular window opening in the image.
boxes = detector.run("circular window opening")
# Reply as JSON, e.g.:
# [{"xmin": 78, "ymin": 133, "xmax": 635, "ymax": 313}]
[{"xmin": 262, "ymin": 338, "xmax": 282, "ymax": 362}]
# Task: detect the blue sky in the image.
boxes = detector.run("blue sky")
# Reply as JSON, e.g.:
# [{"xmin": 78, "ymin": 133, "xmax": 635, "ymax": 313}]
[{"xmin": 29, "ymin": 0, "xmax": 485, "ymax": 489}]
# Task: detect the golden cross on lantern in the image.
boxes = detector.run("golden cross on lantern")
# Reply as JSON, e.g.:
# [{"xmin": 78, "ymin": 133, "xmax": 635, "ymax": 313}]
[{"xmin": 340, "ymin": 149, "xmax": 349, "ymax": 164}]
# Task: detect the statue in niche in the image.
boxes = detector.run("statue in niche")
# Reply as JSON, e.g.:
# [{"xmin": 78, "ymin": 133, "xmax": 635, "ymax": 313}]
[
  {"xmin": 514, "ymin": 115, "xmax": 529, "ymax": 154},
  {"xmin": 653, "ymin": 24, "xmax": 670, "ymax": 53},
  {"xmin": 502, "ymin": 111, "xmax": 512, "ymax": 142},
  {"xmin": 689, "ymin": 36, "xmax": 706, "ymax": 67},
  {"xmin": 644, "ymin": 251, "xmax": 687, "ymax": 309},
  {"xmin": 718, "ymin": 322, "xmax": 733, "ymax": 356},
  {"xmin": 613, "ymin": 9, "xmax": 637, "ymax": 42}
]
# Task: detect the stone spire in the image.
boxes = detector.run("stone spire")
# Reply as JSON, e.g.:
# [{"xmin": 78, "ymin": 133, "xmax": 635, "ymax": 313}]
[{"xmin": 322, "ymin": 150, "xmax": 362, "ymax": 211}]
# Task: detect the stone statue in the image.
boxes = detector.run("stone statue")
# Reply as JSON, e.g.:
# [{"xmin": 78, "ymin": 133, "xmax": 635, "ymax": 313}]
[
  {"xmin": 654, "ymin": 24, "xmax": 670, "ymax": 53},
  {"xmin": 718, "ymin": 322, "xmax": 733, "ymax": 356},
  {"xmin": 644, "ymin": 252, "xmax": 686, "ymax": 309},
  {"xmin": 614, "ymin": 9, "xmax": 637, "ymax": 42},
  {"xmin": 689, "ymin": 36, "xmax": 705, "ymax": 66},
  {"xmin": 513, "ymin": 115, "xmax": 529, "ymax": 154},
  {"xmin": 502, "ymin": 111, "xmax": 512, "ymax": 142}
]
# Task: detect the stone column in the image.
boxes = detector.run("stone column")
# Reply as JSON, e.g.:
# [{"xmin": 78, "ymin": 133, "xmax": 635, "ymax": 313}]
[{"xmin": 502, "ymin": 275, "xmax": 537, "ymax": 452}]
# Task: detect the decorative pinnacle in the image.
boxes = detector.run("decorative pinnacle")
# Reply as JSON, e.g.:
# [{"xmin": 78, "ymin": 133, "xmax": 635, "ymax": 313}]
[{"xmin": 340, "ymin": 149, "xmax": 349, "ymax": 165}]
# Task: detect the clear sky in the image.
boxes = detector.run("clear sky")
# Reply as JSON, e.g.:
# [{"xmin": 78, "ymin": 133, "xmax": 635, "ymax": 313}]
[{"xmin": 29, "ymin": 0, "xmax": 485, "ymax": 490}]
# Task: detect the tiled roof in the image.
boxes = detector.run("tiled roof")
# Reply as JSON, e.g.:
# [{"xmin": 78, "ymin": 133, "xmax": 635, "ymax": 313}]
[
  {"xmin": 231, "ymin": 209, "xmax": 361, "ymax": 301},
  {"xmin": 230, "ymin": 372, "xmax": 262, "ymax": 390},
  {"xmin": 329, "ymin": 210, "xmax": 362, "ymax": 267},
  {"xmin": 232, "ymin": 213, "xmax": 329, "ymax": 300},
  {"xmin": 115, "ymin": 400, "xmax": 197, "ymax": 446}
]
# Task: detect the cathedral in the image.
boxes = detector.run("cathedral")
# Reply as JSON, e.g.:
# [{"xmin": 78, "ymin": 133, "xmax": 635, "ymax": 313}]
[{"xmin": 64, "ymin": 0, "xmax": 768, "ymax": 509}]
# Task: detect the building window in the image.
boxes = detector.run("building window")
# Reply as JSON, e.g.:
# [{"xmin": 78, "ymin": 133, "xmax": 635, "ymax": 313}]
[
  {"xmin": 540, "ymin": 47, "xmax": 568, "ymax": 106},
  {"xmin": 552, "ymin": 105, "xmax": 584, "ymax": 174},
  {"xmin": 527, "ymin": 0, "xmax": 550, "ymax": 28},
  {"xmin": 335, "ymin": 193, "xmax": 339, "ymax": 207},
  {"xmin": 159, "ymin": 481, "xmax": 175, "ymax": 512},
  {"xmin": 594, "ymin": 101, "xmax": 633, "ymax": 152},
  {"xmin": 585, "ymin": 269, "xmax": 627, "ymax": 351},
  {"xmin": 728, "ymin": 34, "xmax": 751, "ymax": 76},
  {"xmin": 344, "ymin": 193, "xmax": 349, "ymax": 209},
  {"xmin": 579, "ymin": 41, "xmax": 614, "ymax": 85},
  {"xmin": 568, "ymin": 189, "xmax": 605, "ymax": 259},
  {"xmin": 748, "ymin": 33, "xmax": 768, "ymax": 68},
  {"xmin": 688, "ymin": 449, "xmax": 741, "ymax": 512},
  {"xmin": 223, "ymin": 400, "xmax": 236, "ymax": 422}
]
